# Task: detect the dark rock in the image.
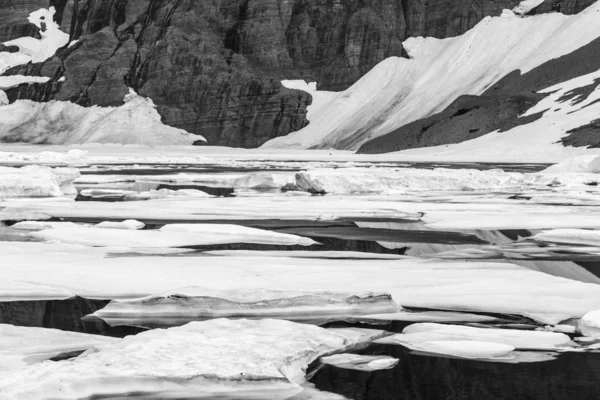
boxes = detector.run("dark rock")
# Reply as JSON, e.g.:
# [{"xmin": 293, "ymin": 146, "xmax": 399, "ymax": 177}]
[
  {"xmin": 358, "ymin": 36, "xmax": 600, "ymax": 154},
  {"xmin": 560, "ymin": 118, "xmax": 600, "ymax": 148}
]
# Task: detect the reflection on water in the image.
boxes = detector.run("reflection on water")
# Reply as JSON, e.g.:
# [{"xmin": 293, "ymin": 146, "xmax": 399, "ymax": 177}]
[{"xmin": 311, "ymin": 343, "xmax": 600, "ymax": 400}]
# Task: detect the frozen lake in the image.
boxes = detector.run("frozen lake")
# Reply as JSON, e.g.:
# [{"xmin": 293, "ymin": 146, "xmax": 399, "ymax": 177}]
[{"xmin": 1, "ymin": 147, "xmax": 600, "ymax": 399}]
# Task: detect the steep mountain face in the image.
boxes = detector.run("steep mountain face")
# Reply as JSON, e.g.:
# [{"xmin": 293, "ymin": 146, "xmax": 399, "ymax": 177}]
[{"xmin": 1, "ymin": 0, "xmax": 525, "ymax": 147}]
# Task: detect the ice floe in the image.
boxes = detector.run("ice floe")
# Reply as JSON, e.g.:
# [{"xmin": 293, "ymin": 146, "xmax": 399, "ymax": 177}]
[
  {"xmin": 319, "ymin": 354, "xmax": 399, "ymax": 372},
  {"xmin": 375, "ymin": 323, "xmax": 573, "ymax": 360},
  {"xmin": 0, "ymin": 319, "xmax": 385, "ymax": 400},
  {"xmin": 3, "ymin": 242, "xmax": 600, "ymax": 323},
  {"xmin": 544, "ymin": 155, "xmax": 600, "ymax": 174},
  {"xmin": 530, "ymin": 229, "xmax": 600, "ymax": 246},
  {"xmin": 89, "ymin": 288, "xmax": 398, "ymax": 328},
  {"xmin": 95, "ymin": 219, "xmax": 145, "ymax": 230},
  {"xmin": 0, "ymin": 166, "xmax": 79, "ymax": 199},
  {"xmin": 0, "ymin": 324, "xmax": 118, "ymax": 372},
  {"xmin": 30, "ymin": 224, "xmax": 318, "ymax": 248}
]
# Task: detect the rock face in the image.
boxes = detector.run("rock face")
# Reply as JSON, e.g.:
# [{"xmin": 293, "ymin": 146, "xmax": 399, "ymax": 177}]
[{"xmin": 2, "ymin": 0, "xmax": 533, "ymax": 147}]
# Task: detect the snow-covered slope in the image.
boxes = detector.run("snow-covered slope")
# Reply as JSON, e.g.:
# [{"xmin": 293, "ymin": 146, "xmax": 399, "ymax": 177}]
[
  {"xmin": 0, "ymin": 89, "xmax": 206, "ymax": 145},
  {"xmin": 263, "ymin": 2, "xmax": 600, "ymax": 152}
]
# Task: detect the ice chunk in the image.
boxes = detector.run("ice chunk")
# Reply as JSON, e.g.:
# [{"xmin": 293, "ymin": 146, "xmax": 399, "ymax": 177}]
[
  {"xmin": 79, "ymin": 189, "xmax": 136, "ymax": 198},
  {"xmin": 376, "ymin": 323, "xmax": 572, "ymax": 351},
  {"xmin": 410, "ymin": 340, "xmax": 515, "ymax": 360},
  {"xmin": 0, "ymin": 319, "xmax": 385, "ymax": 399},
  {"xmin": 543, "ymin": 155, "xmax": 600, "ymax": 174},
  {"xmin": 580, "ymin": 310, "xmax": 600, "ymax": 339},
  {"xmin": 0, "ymin": 324, "xmax": 118, "ymax": 372},
  {"xmin": 530, "ymin": 229, "xmax": 600, "ymax": 246},
  {"xmin": 123, "ymin": 188, "xmax": 211, "ymax": 201},
  {"xmin": 30, "ymin": 224, "xmax": 318, "ymax": 248},
  {"xmin": 88, "ymin": 288, "xmax": 398, "ymax": 328},
  {"xmin": 0, "ymin": 166, "xmax": 79, "ymax": 199},
  {"xmin": 95, "ymin": 220, "xmax": 145, "ymax": 230},
  {"xmin": 319, "ymin": 354, "xmax": 399, "ymax": 371},
  {"xmin": 233, "ymin": 172, "xmax": 295, "ymax": 190},
  {"xmin": 11, "ymin": 221, "xmax": 85, "ymax": 231}
]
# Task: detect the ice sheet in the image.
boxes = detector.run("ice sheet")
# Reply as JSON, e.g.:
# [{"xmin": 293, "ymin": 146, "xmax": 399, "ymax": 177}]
[{"xmin": 0, "ymin": 319, "xmax": 385, "ymax": 400}]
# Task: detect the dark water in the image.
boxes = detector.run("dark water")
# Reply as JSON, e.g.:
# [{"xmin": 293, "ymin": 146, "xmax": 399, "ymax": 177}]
[{"xmin": 310, "ymin": 344, "xmax": 600, "ymax": 400}]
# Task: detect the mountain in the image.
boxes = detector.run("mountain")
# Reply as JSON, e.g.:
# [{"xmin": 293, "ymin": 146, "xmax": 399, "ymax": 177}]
[
  {"xmin": 0, "ymin": 0, "xmax": 598, "ymax": 155},
  {"xmin": 0, "ymin": 0, "xmax": 534, "ymax": 147}
]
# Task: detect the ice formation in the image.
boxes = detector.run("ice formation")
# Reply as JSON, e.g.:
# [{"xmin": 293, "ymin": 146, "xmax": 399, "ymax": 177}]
[
  {"xmin": 0, "ymin": 89, "xmax": 206, "ymax": 145},
  {"xmin": 319, "ymin": 354, "xmax": 399, "ymax": 371},
  {"xmin": 530, "ymin": 229, "xmax": 600, "ymax": 246},
  {"xmin": 89, "ymin": 288, "xmax": 398, "ymax": 328},
  {"xmin": 0, "ymin": 319, "xmax": 385, "ymax": 399},
  {"xmin": 263, "ymin": 2, "xmax": 600, "ymax": 150},
  {"xmin": 4, "ymin": 242, "xmax": 600, "ymax": 323},
  {"xmin": 95, "ymin": 220, "xmax": 145, "ymax": 230},
  {"xmin": 544, "ymin": 155, "xmax": 600, "ymax": 173},
  {"xmin": 0, "ymin": 166, "xmax": 79, "ymax": 199},
  {"xmin": 376, "ymin": 323, "xmax": 573, "ymax": 360},
  {"xmin": 0, "ymin": 324, "xmax": 118, "ymax": 372},
  {"xmin": 31, "ymin": 223, "xmax": 318, "ymax": 248},
  {"xmin": 580, "ymin": 310, "xmax": 600, "ymax": 338}
]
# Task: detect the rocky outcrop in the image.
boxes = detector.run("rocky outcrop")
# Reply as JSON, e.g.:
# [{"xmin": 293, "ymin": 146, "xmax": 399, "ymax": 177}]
[
  {"xmin": 2, "ymin": 0, "xmax": 537, "ymax": 147},
  {"xmin": 358, "ymin": 35, "xmax": 600, "ymax": 154}
]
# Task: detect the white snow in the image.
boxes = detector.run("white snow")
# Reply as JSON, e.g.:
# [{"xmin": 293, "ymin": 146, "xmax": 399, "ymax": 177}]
[
  {"xmin": 263, "ymin": 2, "xmax": 600, "ymax": 150},
  {"xmin": 90, "ymin": 288, "xmax": 398, "ymax": 328},
  {"xmin": 376, "ymin": 323, "xmax": 573, "ymax": 359},
  {"xmin": 530, "ymin": 229, "xmax": 600, "ymax": 246},
  {"xmin": 0, "ymin": 75, "xmax": 50, "ymax": 90},
  {"xmin": 0, "ymin": 7, "xmax": 69, "ymax": 75},
  {"xmin": 0, "ymin": 89, "xmax": 206, "ymax": 145},
  {"xmin": 31, "ymin": 223, "xmax": 318, "ymax": 248},
  {"xmin": 580, "ymin": 310, "xmax": 600, "ymax": 338},
  {"xmin": 0, "ymin": 319, "xmax": 385, "ymax": 400},
  {"xmin": 0, "ymin": 166, "xmax": 79, "ymax": 199},
  {"xmin": 0, "ymin": 324, "xmax": 118, "ymax": 372}
]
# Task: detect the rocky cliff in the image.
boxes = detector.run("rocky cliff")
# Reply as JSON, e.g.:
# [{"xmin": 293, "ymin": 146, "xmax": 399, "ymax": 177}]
[{"xmin": 2, "ymin": 0, "xmax": 542, "ymax": 147}]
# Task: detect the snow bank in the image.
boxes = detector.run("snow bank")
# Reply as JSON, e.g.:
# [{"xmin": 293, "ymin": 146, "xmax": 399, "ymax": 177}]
[
  {"xmin": 0, "ymin": 76, "xmax": 50, "ymax": 90},
  {"xmin": 0, "ymin": 324, "xmax": 117, "ymax": 372},
  {"xmin": 263, "ymin": 2, "xmax": 600, "ymax": 150},
  {"xmin": 0, "ymin": 319, "xmax": 384, "ymax": 399},
  {"xmin": 530, "ymin": 229, "xmax": 600, "ymax": 246},
  {"xmin": 0, "ymin": 166, "xmax": 79, "ymax": 199},
  {"xmin": 544, "ymin": 155, "xmax": 600, "ymax": 174},
  {"xmin": 580, "ymin": 310, "xmax": 600, "ymax": 338},
  {"xmin": 0, "ymin": 7, "xmax": 69, "ymax": 75},
  {"xmin": 31, "ymin": 223, "xmax": 318, "ymax": 248},
  {"xmin": 0, "ymin": 90, "xmax": 206, "ymax": 146},
  {"xmin": 89, "ymin": 288, "xmax": 398, "ymax": 328}
]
